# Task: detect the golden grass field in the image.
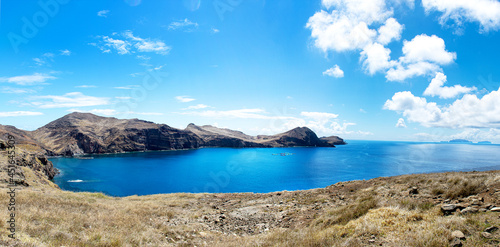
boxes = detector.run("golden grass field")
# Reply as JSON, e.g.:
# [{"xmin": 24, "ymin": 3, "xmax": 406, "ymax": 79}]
[{"xmin": 0, "ymin": 146, "xmax": 499, "ymax": 246}]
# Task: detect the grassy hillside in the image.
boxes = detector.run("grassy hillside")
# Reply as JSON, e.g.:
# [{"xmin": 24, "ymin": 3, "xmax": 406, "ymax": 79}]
[{"xmin": 0, "ymin": 145, "xmax": 499, "ymax": 246}]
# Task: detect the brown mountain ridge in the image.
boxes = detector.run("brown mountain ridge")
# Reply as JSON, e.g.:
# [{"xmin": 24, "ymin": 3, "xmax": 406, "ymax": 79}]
[{"xmin": 1, "ymin": 112, "xmax": 346, "ymax": 156}]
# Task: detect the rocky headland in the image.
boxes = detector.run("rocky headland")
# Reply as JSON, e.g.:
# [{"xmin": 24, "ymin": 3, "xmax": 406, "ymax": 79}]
[{"xmin": 2, "ymin": 112, "xmax": 345, "ymax": 157}]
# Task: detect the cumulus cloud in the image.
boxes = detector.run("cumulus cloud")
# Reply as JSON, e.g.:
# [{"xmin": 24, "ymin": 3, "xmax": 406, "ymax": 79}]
[
  {"xmin": 422, "ymin": 0, "xmax": 500, "ymax": 32},
  {"xmin": 386, "ymin": 61, "xmax": 441, "ymax": 82},
  {"xmin": 30, "ymin": 92, "xmax": 110, "ymax": 108},
  {"xmin": 0, "ymin": 73, "xmax": 57, "ymax": 85},
  {"xmin": 323, "ymin": 65, "xmax": 344, "ymax": 78},
  {"xmin": 360, "ymin": 42, "xmax": 395, "ymax": 75},
  {"xmin": 400, "ymin": 34, "xmax": 456, "ymax": 65},
  {"xmin": 306, "ymin": 0, "xmax": 395, "ymax": 53},
  {"xmin": 423, "ymin": 72, "xmax": 476, "ymax": 98},
  {"xmin": 384, "ymin": 88, "xmax": 500, "ymax": 128},
  {"xmin": 307, "ymin": 1, "xmax": 455, "ymax": 82},
  {"xmin": 377, "ymin": 17, "xmax": 404, "ymax": 45},
  {"xmin": 385, "ymin": 34, "xmax": 456, "ymax": 81},
  {"xmin": 396, "ymin": 118, "xmax": 407, "ymax": 128}
]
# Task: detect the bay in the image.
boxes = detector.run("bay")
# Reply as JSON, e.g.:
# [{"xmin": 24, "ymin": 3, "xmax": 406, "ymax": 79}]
[{"xmin": 51, "ymin": 140, "xmax": 500, "ymax": 197}]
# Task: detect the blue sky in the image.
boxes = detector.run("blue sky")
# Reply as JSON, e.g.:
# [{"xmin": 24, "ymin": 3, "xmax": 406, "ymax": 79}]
[{"xmin": 1, "ymin": 0, "xmax": 500, "ymax": 143}]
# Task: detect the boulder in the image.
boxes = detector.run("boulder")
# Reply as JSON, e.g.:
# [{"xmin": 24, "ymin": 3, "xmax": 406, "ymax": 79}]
[
  {"xmin": 441, "ymin": 204, "xmax": 457, "ymax": 215},
  {"xmin": 490, "ymin": 207, "xmax": 500, "ymax": 212},
  {"xmin": 451, "ymin": 230, "xmax": 465, "ymax": 240},
  {"xmin": 461, "ymin": 206, "xmax": 479, "ymax": 214}
]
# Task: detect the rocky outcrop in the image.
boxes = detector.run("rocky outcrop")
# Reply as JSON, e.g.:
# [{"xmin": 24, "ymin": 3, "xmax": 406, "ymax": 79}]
[
  {"xmin": 186, "ymin": 124, "xmax": 334, "ymax": 148},
  {"xmin": 31, "ymin": 112, "xmax": 202, "ymax": 155},
  {"xmin": 259, "ymin": 127, "xmax": 334, "ymax": 147},
  {"xmin": 320, "ymin": 136, "xmax": 347, "ymax": 145}
]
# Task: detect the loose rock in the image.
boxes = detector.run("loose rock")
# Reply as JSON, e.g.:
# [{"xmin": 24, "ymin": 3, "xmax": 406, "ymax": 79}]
[
  {"xmin": 481, "ymin": 232, "xmax": 492, "ymax": 239},
  {"xmin": 451, "ymin": 230, "xmax": 465, "ymax": 240},
  {"xmin": 490, "ymin": 207, "xmax": 500, "ymax": 212},
  {"xmin": 441, "ymin": 204, "xmax": 457, "ymax": 215},
  {"xmin": 485, "ymin": 226, "xmax": 498, "ymax": 233},
  {"xmin": 450, "ymin": 238, "xmax": 462, "ymax": 247}
]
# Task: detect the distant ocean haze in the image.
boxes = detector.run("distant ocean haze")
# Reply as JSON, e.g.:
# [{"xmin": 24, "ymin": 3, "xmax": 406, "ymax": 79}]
[{"xmin": 51, "ymin": 141, "xmax": 500, "ymax": 197}]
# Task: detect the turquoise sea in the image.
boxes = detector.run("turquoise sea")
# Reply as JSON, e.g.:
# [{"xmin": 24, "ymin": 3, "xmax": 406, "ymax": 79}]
[{"xmin": 50, "ymin": 140, "xmax": 500, "ymax": 197}]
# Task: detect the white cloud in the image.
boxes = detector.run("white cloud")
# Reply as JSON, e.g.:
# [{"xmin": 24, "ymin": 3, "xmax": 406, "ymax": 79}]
[
  {"xmin": 450, "ymin": 128, "xmax": 500, "ymax": 143},
  {"xmin": 101, "ymin": 36, "xmax": 130, "ymax": 54},
  {"xmin": 0, "ymin": 111, "xmax": 43, "ymax": 117},
  {"xmin": 211, "ymin": 28, "xmax": 220, "ymax": 33},
  {"xmin": 360, "ymin": 42, "xmax": 395, "ymax": 75},
  {"xmin": 307, "ymin": 0, "xmax": 395, "ymax": 53},
  {"xmin": 32, "ymin": 52, "xmax": 55, "ymax": 66},
  {"xmin": 168, "ymin": 18, "xmax": 199, "ymax": 31},
  {"xmin": 175, "ymin": 96, "xmax": 195, "ymax": 103},
  {"xmin": 179, "ymin": 108, "xmax": 295, "ymax": 120},
  {"xmin": 423, "ymin": 72, "xmax": 476, "ymax": 98},
  {"xmin": 33, "ymin": 58, "xmax": 45, "ymax": 66},
  {"xmin": 400, "ymin": 34, "xmax": 456, "ymax": 65},
  {"xmin": 114, "ymin": 85, "xmax": 139, "ymax": 90},
  {"xmin": 69, "ymin": 109, "xmax": 163, "ymax": 116},
  {"xmin": 422, "ymin": 0, "xmax": 500, "ymax": 32},
  {"xmin": 31, "ymin": 92, "xmax": 110, "ymax": 108},
  {"xmin": 94, "ymin": 31, "xmax": 170, "ymax": 55},
  {"xmin": 396, "ymin": 118, "xmax": 407, "ymax": 128},
  {"xmin": 75, "ymin": 85, "xmax": 97, "ymax": 88},
  {"xmin": 377, "ymin": 17, "xmax": 403, "ymax": 45},
  {"xmin": 136, "ymin": 55, "xmax": 150, "ymax": 60},
  {"xmin": 182, "ymin": 104, "xmax": 211, "ymax": 110},
  {"xmin": 60, "ymin": 49, "xmax": 71, "ymax": 56},
  {"xmin": 307, "ymin": 0, "xmax": 454, "ymax": 82},
  {"xmin": 386, "ymin": 61, "xmax": 441, "ymax": 82},
  {"xmin": 124, "ymin": 31, "xmax": 170, "ymax": 55},
  {"xmin": 1, "ymin": 87, "xmax": 35, "ymax": 94},
  {"xmin": 97, "ymin": 10, "xmax": 110, "ymax": 17},
  {"xmin": 180, "ymin": 107, "xmax": 371, "ymax": 137},
  {"xmin": 384, "ymin": 34, "xmax": 455, "ymax": 81},
  {"xmin": 300, "ymin": 111, "xmax": 339, "ymax": 119},
  {"xmin": 0, "ymin": 73, "xmax": 56, "ymax": 85},
  {"xmin": 323, "ymin": 65, "xmax": 344, "ymax": 78},
  {"xmin": 307, "ymin": 11, "xmax": 378, "ymax": 53},
  {"xmin": 384, "ymin": 88, "xmax": 500, "ymax": 128}
]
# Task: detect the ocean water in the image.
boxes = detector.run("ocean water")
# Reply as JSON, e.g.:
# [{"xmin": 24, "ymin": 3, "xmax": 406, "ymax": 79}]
[{"xmin": 51, "ymin": 140, "xmax": 500, "ymax": 197}]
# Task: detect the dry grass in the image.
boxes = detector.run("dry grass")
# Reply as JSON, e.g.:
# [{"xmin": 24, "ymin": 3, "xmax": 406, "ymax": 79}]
[{"xmin": 0, "ymin": 168, "xmax": 499, "ymax": 246}]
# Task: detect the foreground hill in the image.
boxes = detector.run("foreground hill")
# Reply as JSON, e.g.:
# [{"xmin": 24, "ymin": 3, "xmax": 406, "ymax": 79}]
[{"xmin": 1, "ymin": 112, "xmax": 341, "ymax": 156}]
